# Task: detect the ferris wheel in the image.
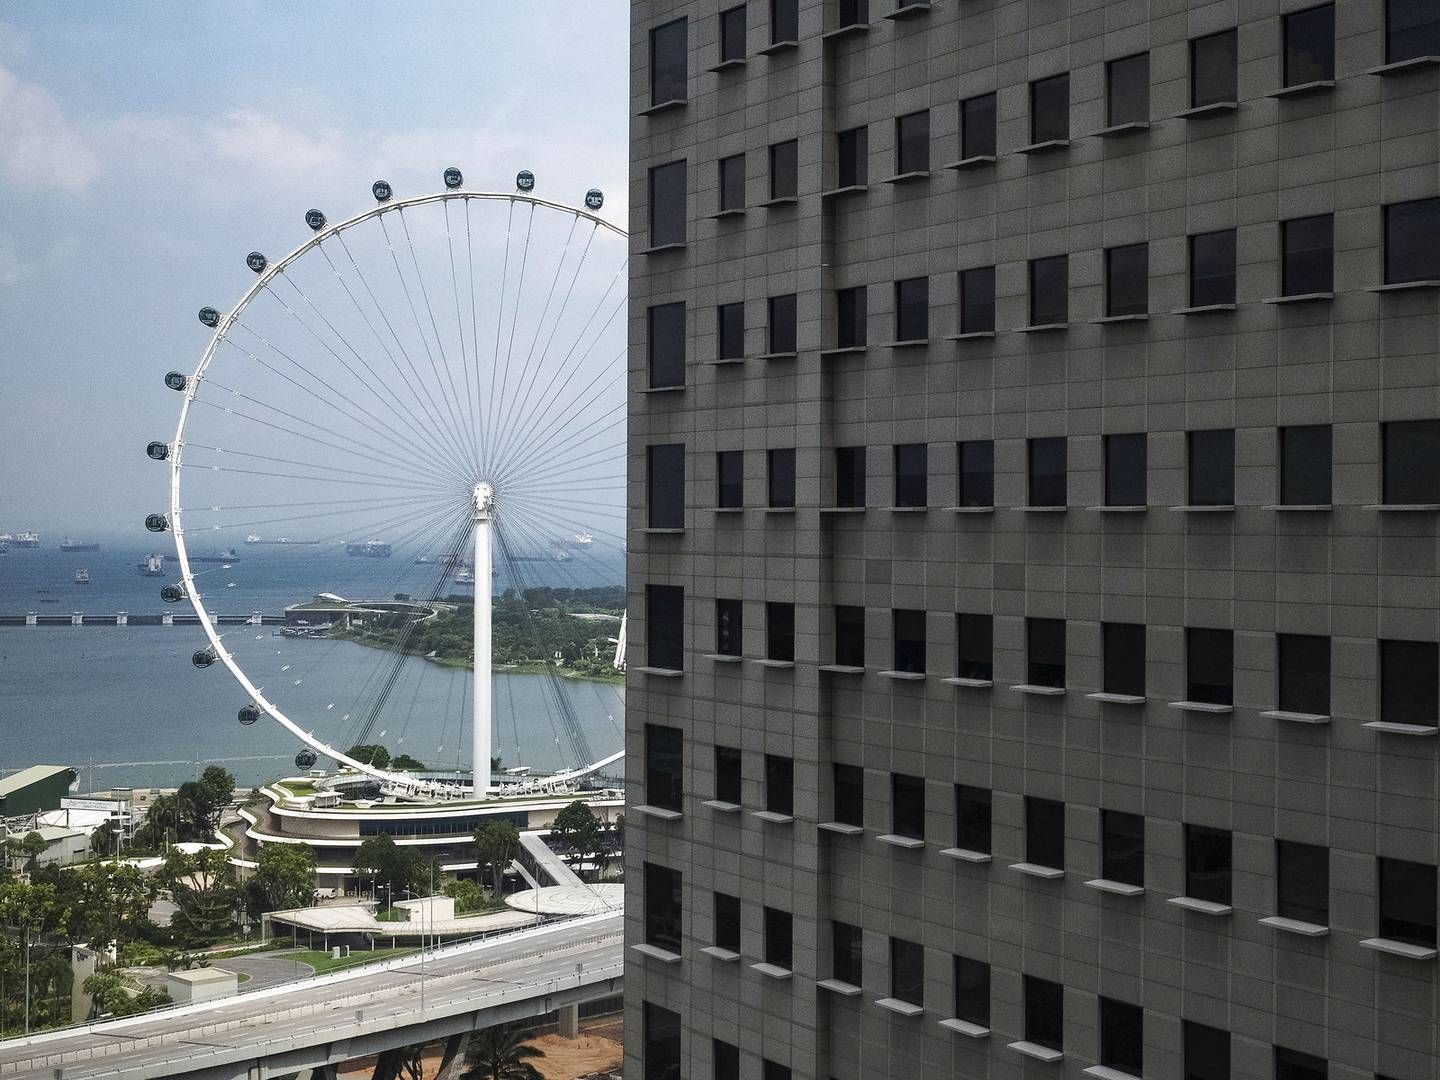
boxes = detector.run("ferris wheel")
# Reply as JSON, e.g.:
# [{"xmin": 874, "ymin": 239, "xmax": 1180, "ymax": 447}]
[{"xmin": 143, "ymin": 169, "xmax": 629, "ymax": 798}]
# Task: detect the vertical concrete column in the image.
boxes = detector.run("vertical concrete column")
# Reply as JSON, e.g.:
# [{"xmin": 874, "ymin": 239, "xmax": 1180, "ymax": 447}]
[{"xmin": 558, "ymin": 1003, "xmax": 580, "ymax": 1038}]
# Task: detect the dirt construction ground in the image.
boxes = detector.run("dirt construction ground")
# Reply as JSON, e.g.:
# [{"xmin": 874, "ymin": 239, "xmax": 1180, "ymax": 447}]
[{"xmin": 339, "ymin": 1016, "xmax": 622, "ymax": 1079}]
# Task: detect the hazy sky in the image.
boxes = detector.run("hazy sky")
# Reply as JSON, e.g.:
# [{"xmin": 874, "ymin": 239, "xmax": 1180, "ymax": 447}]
[{"xmin": 0, "ymin": 2, "xmax": 628, "ymax": 540}]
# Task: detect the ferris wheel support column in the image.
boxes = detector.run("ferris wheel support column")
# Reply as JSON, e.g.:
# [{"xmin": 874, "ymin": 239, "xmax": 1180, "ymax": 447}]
[{"xmin": 472, "ymin": 482, "xmax": 495, "ymax": 800}]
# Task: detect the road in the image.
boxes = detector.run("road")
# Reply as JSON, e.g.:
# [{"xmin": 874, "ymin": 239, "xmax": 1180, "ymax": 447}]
[{"xmin": 0, "ymin": 913, "xmax": 622, "ymax": 1080}]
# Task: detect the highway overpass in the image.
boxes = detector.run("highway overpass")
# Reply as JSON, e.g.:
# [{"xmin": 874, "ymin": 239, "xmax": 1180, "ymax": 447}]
[{"xmin": 0, "ymin": 913, "xmax": 621, "ymax": 1080}]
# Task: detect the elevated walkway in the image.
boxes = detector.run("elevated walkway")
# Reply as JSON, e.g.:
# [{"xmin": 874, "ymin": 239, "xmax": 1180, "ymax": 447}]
[{"xmin": 517, "ymin": 830, "xmax": 583, "ymax": 887}]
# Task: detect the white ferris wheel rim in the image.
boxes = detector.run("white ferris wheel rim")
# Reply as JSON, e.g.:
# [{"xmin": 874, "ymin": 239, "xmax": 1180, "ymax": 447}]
[{"xmin": 167, "ymin": 188, "xmax": 629, "ymax": 794}]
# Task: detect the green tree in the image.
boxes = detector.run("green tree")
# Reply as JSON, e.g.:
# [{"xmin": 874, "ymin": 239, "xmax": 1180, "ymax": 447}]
[
  {"xmin": 89, "ymin": 821, "xmax": 119, "ymax": 858},
  {"xmin": 549, "ymin": 801, "xmax": 601, "ymax": 869},
  {"xmin": 247, "ymin": 844, "xmax": 317, "ymax": 916},
  {"xmin": 472, "ymin": 821, "xmax": 520, "ymax": 895},
  {"xmin": 82, "ymin": 970, "xmax": 171, "ymax": 1020},
  {"xmin": 354, "ymin": 834, "xmax": 426, "ymax": 895},
  {"xmin": 8, "ymin": 832, "xmax": 48, "ymax": 873},
  {"xmin": 390, "ymin": 753, "xmax": 427, "ymax": 771},
  {"xmin": 162, "ymin": 849, "xmax": 237, "ymax": 946},
  {"xmin": 70, "ymin": 862, "xmax": 157, "ymax": 948},
  {"xmin": 347, "ymin": 744, "xmax": 392, "ymax": 769},
  {"xmin": 460, "ymin": 1023, "xmax": 546, "ymax": 1080}
]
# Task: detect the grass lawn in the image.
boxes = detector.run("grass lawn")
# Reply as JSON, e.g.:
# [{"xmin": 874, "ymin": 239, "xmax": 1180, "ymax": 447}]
[{"xmin": 287, "ymin": 946, "xmax": 417, "ymax": 975}]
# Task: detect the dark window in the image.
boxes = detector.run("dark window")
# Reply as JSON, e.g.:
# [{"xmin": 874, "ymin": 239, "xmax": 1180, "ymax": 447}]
[
  {"xmin": 837, "ymin": 125, "xmax": 868, "ymax": 187},
  {"xmin": 892, "ymin": 609, "xmax": 926, "ymax": 674},
  {"xmin": 839, "ymin": 0, "xmax": 869, "ymax": 28},
  {"xmin": 766, "ymin": 601, "xmax": 795, "ymax": 662},
  {"xmin": 1184, "ymin": 1021, "xmax": 1230, "ymax": 1080},
  {"xmin": 1107, "ymin": 52, "xmax": 1150, "ymax": 126},
  {"xmin": 956, "ymin": 613, "xmax": 993, "ymax": 682},
  {"xmin": 1186, "ymin": 627, "xmax": 1233, "ymax": 706},
  {"xmin": 961, "ymin": 92, "xmax": 997, "ymax": 159},
  {"xmin": 1279, "ymin": 424, "xmax": 1331, "ymax": 505},
  {"xmin": 717, "ymin": 300, "xmax": 745, "ymax": 360},
  {"xmin": 955, "ymin": 784, "xmax": 992, "ymax": 854},
  {"xmin": 834, "ymin": 604, "xmax": 865, "ymax": 667},
  {"xmin": 896, "ymin": 109, "xmax": 930, "ymax": 173},
  {"xmin": 1025, "ymin": 796, "xmax": 1065, "ymax": 870},
  {"xmin": 835, "ymin": 446, "xmax": 866, "ymax": 507},
  {"xmin": 834, "ymin": 762, "xmax": 864, "ymax": 826},
  {"xmin": 1275, "ymin": 1047, "xmax": 1327, "ymax": 1080},
  {"xmin": 764, "ymin": 905, "xmax": 793, "ymax": 967},
  {"xmin": 762, "ymin": 1062, "xmax": 791, "ymax": 1080},
  {"xmin": 957, "ymin": 440, "xmax": 995, "ymax": 507},
  {"xmin": 1101, "ymin": 809, "xmax": 1146, "ymax": 887},
  {"xmin": 1100, "ymin": 998, "xmax": 1144, "ymax": 1077},
  {"xmin": 770, "ymin": 0, "xmax": 798, "ymax": 43},
  {"xmin": 1277, "ymin": 633, "xmax": 1330, "ymax": 716},
  {"xmin": 1023, "ymin": 975, "xmax": 1064, "ymax": 1051},
  {"xmin": 959, "ymin": 266, "xmax": 996, "ymax": 333},
  {"xmin": 1276, "ymin": 840, "xmax": 1329, "ymax": 925},
  {"xmin": 714, "ymin": 890, "xmax": 741, "ymax": 951},
  {"xmin": 1027, "ymin": 618, "xmax": 1066, "ymax": 688},
  {"xmin": 953, "ymin": 956, "xmax": 990, "ymax": 1027},
  {"xmin": 890, "ymin": 937, "xmax": 924, "ymax": 1006},
  {"xmin": 647, "ymin": 302, "xmax": 685, "ymax": 388},
  {"xmin": 1030, "ymin": 73, "xmax": 1070, "ymax": 143},
  {"xmin": 1285, "ymin": 5, "xmax": 1335, "ymax": 85},
  {"xmin": 894, "ymin": 277, "xmax": 929, "ymax": 341},
  {"xmin": 645, "ymin": 724, "xmax": 683, "ymax": 812},
  {"xmin": 1104, "ymin": 433, "xmax": 1147, "ymax": 506},
  {"xmin": 1380, "ymin": 639, "xmax": 1439, "ymax": 727},
  {"xmin": 833, "ymin": 920, "xmax": 863, "ymax": 985},
  {"xmin": 1385, "ymin": 198, "xmax": 1440, "ymax": 284},
  {"xmin": 836, "ymin": 285, "xmax": 867, "ymax": 347},
  {"xmin": 1188, "ymin": 428, "xmax": 1234, "ymax": 506},
  {"xmin": 765, "ymin": 754, "xmax": 794, "ymax": 816},
  {"xmin": 768, "ymin": 447, "xmax": 796, "ymax": 507},
  {"xmin": 892, "ymin": 772, "xmax": 925, "ymax": 839},
  {"xmin": 1378, "ymin": 856, "xmax": 1438, "ymax": 947},
  {"xmin": 1383, "ymin": 420, "xmax": 1440, "ymax": 503},
  {"xmin": 1184, "ymin": 824, "xmax": 1233, "ymax": 906},
  {"xmin": 1282, "ymin": 214, "xmax": 1333, "ymax": 295},
  {"xmin": 714, "ymin": 1038, "xmax": 740, "ymax": 1080},
  {"xmin": 1028, "ymin": 436, "xmax": 1067, "ymax": 507},
  {"xmin": 1387, "ymin": 0, "xmax": 1440, "ymax": 64},
  {"xmin": 1191, "ymin": 29, "xmax": 1238, "ymax": 107},
  {"xmin": 715, "ymin": 598, "xmax": 742, "ymax": 657},
  {"xmin": 643, "ymin": 1002, "xmax": 681, "ymax": 1080},
  {"xmin": 648, "ymin": 161, "xmax": 687, "ymax": 248},
  {"xmin": 894, "ymin": 443, "xmax": 927, "ymax": 507},
  {"xmin": 650, "ymin": 18, "xmax": 688, "ymax": 106},
  {"xmin": 647, "ymin": 444, "xmax": 685, "ymax": 529},
  {"xmin": 646, "ymin": 584, "xmax": 684, "ymax": 671},
  {"xmin": 719, "ymin": 4, "xmax": 747, "ymax": 63},
  {"xmin": 769, "ymin": 140, "xmax": 798, "ymax": 200},
  {"xmin": 644, "ymin": 862, "xmax": 682, "ymax": 953},
  {"xmin": 1190, "ymin": 229, "xmax": 1237, "ymax": 306},
  {"xmin": 1106, "ymin": 243, "xmax": 1149, "ymax": 317},
  {"xmin": 716, "ymin": 449, "xmax": 743, "ymax": 508},
  {"xmin": 768, "ymin": 294, "xmax": 797, "ymax": 354},
  {"xmin": 1103, "ymin": 622, "xmax": 1146, "ymax": 698},
  {"xmin": 715, "ymin": 744, "xmax": 742, "ymax": 804},
  {"xmin": 718, "ymin": 154, "xmax": 746, "ymax": 212},
  {"xmin": 1029, "ymin": 255, "xmax": 1069, "ymax": 325}
]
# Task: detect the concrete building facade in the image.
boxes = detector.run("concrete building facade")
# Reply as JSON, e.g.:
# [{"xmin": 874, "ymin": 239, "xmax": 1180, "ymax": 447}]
[{"xmin": 625, "ymin": 2, "xmax": 1440, "ymax": 1079}]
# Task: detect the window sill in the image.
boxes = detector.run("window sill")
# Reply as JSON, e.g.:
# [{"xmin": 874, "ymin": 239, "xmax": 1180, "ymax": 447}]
[
  {"xmin": 709, "ymin": 208, "xmax": 746, "ymax": 220},
  {"xmin": 1084, "ymin": 1066, "xmax": 1143, "ymax": 1080},
  {"xmin": 751, "ymin": 810, "xmax": 795, "ymax": 824},
  {"xmin": 1265, "ymin": 504, "xmax": 1331, "ymax": 512},
  {"xmin": 631, "ymin": 804, "xmax": 683, "ymax": 821},
  {"xmin": 939, "ymin": 1018, "xmax": 990, "ymax": 1038},
  {"xmin": 818, "ymin": 977, "xmax": 864, "ymax": 995},
  {"xmin": 641, "ymin": 243, "xmax": 686, "ymax": 256},
  {"xmin": 713, "ymin": 506, "xmax": 744, "ymax": 513},
  {"xmin": 884, "ymin": 1, "xmax": 932, "ymax": 19},
  {"xmin": 1368, "ymin": 280, "xmax": 1440, "ymax": 293},
  {"xmin": 877, "ymin": 669, "xmax": 927, "ymax": 681},
  {"xmin": 821, "ymin": 184, "xmax": 869, "ymax": 199},
  {"xmin": 640, "ymin": 99, "xmax": 688, "ymax": 116},
  {"xmin": 1367, "ymin": 55, "xmax": 1440, "ymax": 76},
  {"xmin": 883, "ymin": 339, "xmax": 930, "ymax": 349},
  {"xmin": 1171, "ymin": 303, "xmax": 1236, "ymax": 315},
  {"xmin": 1176, "ymin": 101, "xmax": 1238, "ymax": 118},
  {"xmin": 1008, "ymin": 1041, "xmax": 1064, "ymax": 1064},
  {"xmin": 1084, "ymin": 878, "xmax": 1144, "ymax": 897},
  {"xmin": 635, "ymin": 666, "xmax": 684, "ymax": 678},
  {"xmin": 1017, "ymin": 322, "xmax": 1068, "ymax": 333},
  {"xmin": 764, "ymin": 506, "xmax": 797, "ymax": 514},
  {"xmin": 1168, "ymin": 700, "xmax": 1233, "ymax": 715},
  {"xmin": 875, "ymin": 996, "xmax": 926, "ymax": 1017},
  {"xmin": 819, "ymin": 506, "xmax": 866, "ymax": 515},
  {"xmin": 754, "ymin": 658, "xmax": 796, "ymax": 669},
  {"xmin": 946, "ymin": 505, "xmax": 995, "ymax": 514},
  {"xmin": 1170, "ymin": 504, "xmax": 1235, "ymax": 513},
  {"xmin": 1086, "ymin": 505, "xmax": 1147, "ymax": 513},
  {"xmin": 886, "ymin": 505, "xmax": 928, "ymax": 513},
  {"xmin": 701, "ymin": 945, "xmax": 741, "ymax": 961},
  {"xmin": 632, "ymin": 943, "xmax": 683, "ymax": 964},
  {"xmin": 640, "ymin": 384, "xmax": 685, "ymax": 394},
  {"xmin": 752, "ymin": 962, "xmax": 795, "ymax": 979},
  {"xmin": 1010, "ymin": 861, "xmax": 1065, "ymax": 880},
  {"xmin": 1259, "ymin": 915, "xmax": 1329, "ymax": 937},
  {"xmin": 1011, "ymin": 684, "xmax": 1067, "ymax": 696},
  {"xmin": 1268, "ymin": 79, "xmax": 1334, "ymax": 98},
  {"xmin": 941, "ymin": 846, "xmax": 992, "ymax": 863},
  {"xmin": 709, "ymin": 57, "xmax": 747, "ymax": 72},
  {"xmin": 756, "ymin": 351, "xmax": 798, "ymax": 361},
  {"xmin": 1362, "ymin": 720, "xmax": 1440, "ymax": 736},
  {"xmin": 877, "ymin": 833, "xmax": 925, "ymax": 849},
  {"xmin": 821, "ymin": 23, "xmax": 870, "ymax": 41},
  {"xmin": 704, "ymin": 356, "xmax": 746, "ymax": 365},
  {"xmin": 702, "ymin": 799, "xmax": 743, "ymax": 813},
  {"xmin": 1260, "ymin": 709, "xmax": 1329, "ymax": 725},
  {"xmin": 942, "ymin": 677, "xmax": 994, "ymax": 689},
  {"xmin": 758, "ymin": 39, "xmax": 799, "ymax": 55},
  {"xmin": 1016, "ymin": 139, "xmax": 1070, "ymax": 155},
  {"xmin": 1167, "ymin": 896, "xmax": 1233, "ymax": 916},
  {"xmin": 1017, "ymin": 505, "xmax": 1067, "ymax": 513},
  {"xmin": 818, "ymin": 663, "xmax": 866, "ymax": 675},
  {"xmin": 1094, "ymin": 121, "xmax": 1150, "ymax": 137},
  {"xmin": 1263, "ymin": 292, "xmax": 1333, "ymax": 305},
  {"xmin": 943, "ymin": 155, "xmax": 997, "ymax": 170},
  {"xmin": 1367, "ymin": 504, "xmax": 1440, "ymax": 512},
  {"xmin": 1092, "ymin": 313, "xmax": 1149, "ymax": 323},
  {"xmin": 1358, "ymin": 937, "xmax": 1438, "ymax": 960},
  {"xmin": 760, "ymin": 196, "xmax": 799, "ymax": 209},
  {"xmin": 946, "ymin": 330, "xmax": 997, "ymax": 340},
  {"xmin": 818, "ymin": 820, "xmax": 864, "ymax": 835},
  {"xmin": 1086, "ymin": 692, "xmax": 1146, "ymax": 705},
  {"xmin": 641, "ymin": 527, "xmax": 684, "ymax": 535},
  {"xmin": 884, "ymin": 170, "xmax": 931, "ymax": 185},
  {"xmin": 820, "ymin": 345, "xmax": 868, "ymax": 357}
]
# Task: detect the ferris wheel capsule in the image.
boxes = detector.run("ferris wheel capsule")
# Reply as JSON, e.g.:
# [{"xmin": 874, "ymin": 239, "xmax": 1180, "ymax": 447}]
[
  {"xmin": 160, "ymin": 584, "xmax": 186, "ymax": 604},
  {"xmin": 585, "ymin": 188, "xmax": 604, "ymax": 210},
  {"xmin": 304, "ymin": 208, "xmax": 327, "ymax": 231},
  {"xmin": 238, "ymin": 703, "xmax": 261, "ymax": 726},
  {"xmin": 192, "ymin": 647, "xmax": 217, "ymax": 669},
  {"xmin": 144, "ymin": 513, "xmax": 170, "ymax": 533},
  {"xmin": 146, "ymin": 441, "xmax": 170, "ymax": 461},
  {"xmin": 198, "ymin": 307, "xmax": 220, "ymax": 328},
  {"xmin": 164, "ymin": 371, "xmax": 188, "ymax": 392},
  {"xmin": 295, "ymin": 748, "xmax": 318, "ymax": 770},
  {"xmin": 245, "ymin": 252, "xmax": 268, "ymax": 274},
  {"xmin": 443, "ymin": 167, "xmax": 463, "ymax": 189},
  {"xmin": 516, "ymin": 169, "xmax": 535, "ymax": 192},
  {"xmin": 372, "ymin": 179, "xmax": 393, "ymax": 202}
]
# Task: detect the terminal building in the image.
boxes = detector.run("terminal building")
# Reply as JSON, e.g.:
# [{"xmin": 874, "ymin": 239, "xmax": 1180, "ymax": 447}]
[{"xmin": 625, "ymin": 2, "xmax": 1440, "ymax": 1079}]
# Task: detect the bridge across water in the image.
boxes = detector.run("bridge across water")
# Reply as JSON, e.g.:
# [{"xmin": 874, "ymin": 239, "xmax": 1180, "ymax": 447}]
[{"xmin": 0, "ymin": 613, "xmax": 285, "ymax": 627}]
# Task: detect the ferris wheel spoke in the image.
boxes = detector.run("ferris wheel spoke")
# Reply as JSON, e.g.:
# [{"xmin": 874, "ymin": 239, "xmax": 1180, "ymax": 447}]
[
  {"xmin": 179, "ymin": 441, "xmax": 459, "ymax": 491},
  {"xmin": 487, "ymin": 202, "xmax": 537, "ymax": 474},
  {"xmin": 178, "ymin": 495, "xmax": 455, "ymax": 534},
  {"xmin": 492, "ymin": 350, "xmax": 625, "ymax": 485},
  {"xmin": 501, "ymin": 413, "xmax": 626, "ymax": 490},
  {"xmin": 480, "ymin": 199, "xmax": 517, "ymax": 471},
  {"xmin": 443, "ymin": 200, "xmax": 480, "ymax": 473},
  {"xmin": 500, "ymin": 497, "xmax": 626, "ymax": 552}
]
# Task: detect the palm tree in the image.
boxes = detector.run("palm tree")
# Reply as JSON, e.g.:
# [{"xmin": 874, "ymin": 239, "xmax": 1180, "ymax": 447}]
[{"xmin": 459, "ymin": 1024, "xmax": 547, "ymax": 1080}]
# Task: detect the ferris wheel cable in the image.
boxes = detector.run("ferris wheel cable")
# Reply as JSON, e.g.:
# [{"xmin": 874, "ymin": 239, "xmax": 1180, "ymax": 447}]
[
  {"xmin": 178, "ymin": 436, "xmax": 462, "ymax": 490},
  {"xmin": 503, "ymin": 444, "xmax": 626, "ymax": 488},
  {"xmin": 180, "ymin": 492, "xmax": 453, "ymax": 514},
  {"xmin": 176, "ymin": 461, "xmax": 460, "ymax": 492},
  {"xmin": 463, "ymin": 199, "xmax": 487, "ymax": 473},
  {"xmin": 177, "ymin": 496, "xmax": 458, "ymax": 534},
  {"xmin": 443, "ymin": 200, "xmax": 480, "ymax": 474},
  {"xmin": 482, "ymin": 198, "xmax": 518, "ymax": 471},
  {"xmin": 498, "ymin": 422, "xmax": 627, "ymax": 492},
  {"xmin": 499, "ymin": 500, "xmax": 627, "ymax": 555},
  {"xmin": 490, "ymin": 350, "xmax": 626, "ymax": 484},
  {"xmin": 487, "ymin": 201, "xmax": 538, "ymax": 473},
  {"xmin": 176, "ymin": 455, "xmax": 459, "ymax": 496}
]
